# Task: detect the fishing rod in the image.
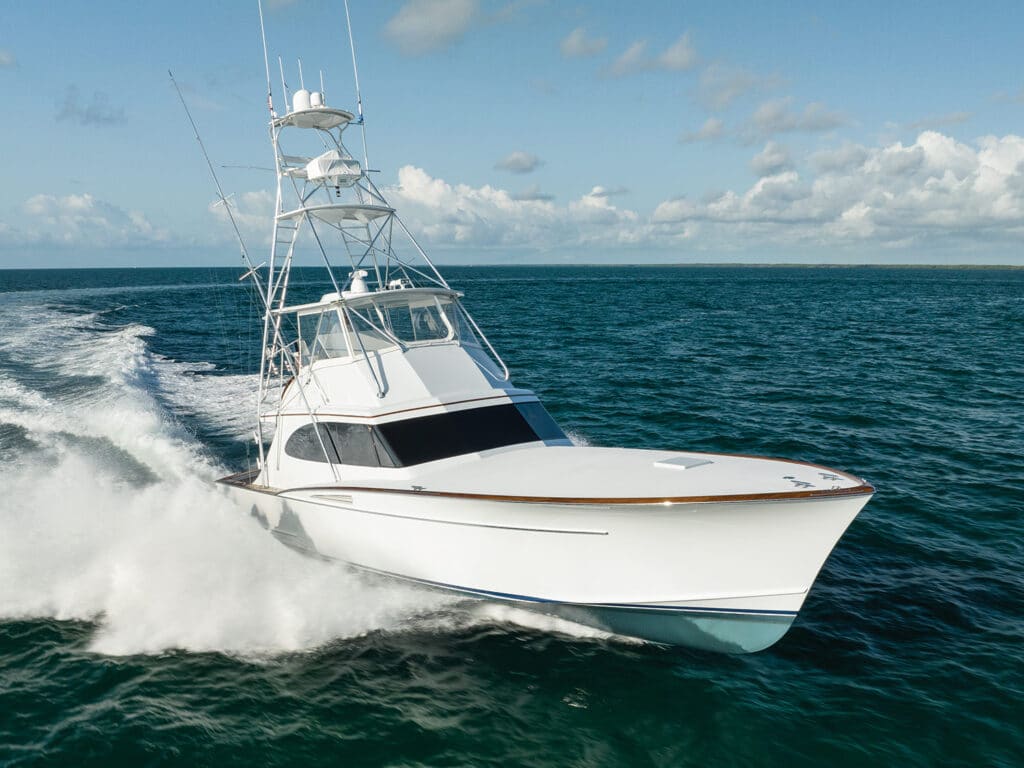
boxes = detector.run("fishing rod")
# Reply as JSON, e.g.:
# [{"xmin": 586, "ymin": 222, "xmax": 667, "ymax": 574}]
[{"xmin": 169, "ymin": 71, "xmax": 341, "ymax": 479}]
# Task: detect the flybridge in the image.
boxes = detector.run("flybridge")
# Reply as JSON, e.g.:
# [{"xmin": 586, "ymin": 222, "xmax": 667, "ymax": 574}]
[{"xmin": 244, "ymin": 0, "xmax": 508, "ymax": 468}]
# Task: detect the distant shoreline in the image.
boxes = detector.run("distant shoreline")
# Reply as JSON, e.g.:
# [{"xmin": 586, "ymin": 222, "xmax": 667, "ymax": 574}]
[{"xmin": 1, "ymin": 263, "xmax": 1023, "ymax": 272}]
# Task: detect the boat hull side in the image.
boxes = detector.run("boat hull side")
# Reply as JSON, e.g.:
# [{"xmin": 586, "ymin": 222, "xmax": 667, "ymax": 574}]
[{"xmin": 219, "ymin": 477, "xmax": 868, "ymax": 653}]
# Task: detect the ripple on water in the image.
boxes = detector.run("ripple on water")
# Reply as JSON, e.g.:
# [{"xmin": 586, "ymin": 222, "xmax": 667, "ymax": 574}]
[{"xmin": 1, "ymin": 266, "xmax": 1022, "ymax": 767}]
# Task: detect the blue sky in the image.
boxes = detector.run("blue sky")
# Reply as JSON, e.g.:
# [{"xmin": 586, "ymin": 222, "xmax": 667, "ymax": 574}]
[{"xmin": 1, "ymin": 0, "xmax": 1023, "ymax": 267}]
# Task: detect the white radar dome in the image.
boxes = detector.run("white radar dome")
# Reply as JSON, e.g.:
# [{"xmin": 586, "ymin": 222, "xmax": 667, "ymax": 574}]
[
  {"xmin": 292, "ymin": 89, "xmax": 311, "ymax": 112},
  {"xmin": 342, "ymin": 269, "xmax": 370, "ymax": 298}
]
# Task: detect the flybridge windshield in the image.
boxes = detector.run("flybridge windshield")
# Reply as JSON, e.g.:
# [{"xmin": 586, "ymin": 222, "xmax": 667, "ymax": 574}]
[
  {"xmin": 296, "ymin": 293, "xmax": 479, "ymax": 363},
  {"xmin": 356, "ymin": 294, "xmax": 457, "ymax": 345}
]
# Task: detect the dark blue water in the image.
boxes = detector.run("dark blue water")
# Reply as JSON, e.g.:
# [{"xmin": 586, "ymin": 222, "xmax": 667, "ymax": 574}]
[{"xmin": 0, "ymin": 266, "xmax": 1021, "ymax": 766}]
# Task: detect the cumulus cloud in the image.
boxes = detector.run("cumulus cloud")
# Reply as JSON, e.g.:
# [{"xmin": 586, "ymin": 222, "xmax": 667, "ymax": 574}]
[
  {"xmin": 384, "ymin": 0, "xmax": 479, "ymax": 55},
  {"xmin": 495, "ymin": 151, "xmax": 543, "ymax": 174},
  {"xmin": 658, "ymin": 33, "xmax": 698, "ymax": 71},
  {"xmin": 0, "ymin": 50, "xmax": 15, "ymax": 68},
  {"xmin": 560, "ymin": 27, "xmax": 607, "ymax": 58},
  {"xmin": 608, "ymin": 41, "xmax": 649, "ymax": 77},
  {"xmin": 588, "ymin": 185, "xmax": 629, "ymax": 198},
  {"xmin": 652, "ymin": 131, "xmax": 1024, "ymax": 248},
  {"xmin": 14, "ymin": 193, "xmax": 168, "ymax": 247},
  {"xmin": 750, "ymin": 141, "xmax": 792, "ymax": 176},
  {"xmin": 208, "ymin": 190, "xmax": 274, "ymax": 245},
  {"xmin": 387, "ymin": 165, "xmax": 648, "ymax": 248},
  {"xmin": 697, "ymin": 63, "xmax": 779, "ymax": 110},
  {"xmin": 56, "ymin": 86, "xmax": 126, "ymax": 126},
  {"xmin": 680, "ymin": 117, "xmax": 725, "ymax": 143},
  {"xmin": 608, "ymin": 33, "xmax": 697, "ymax": 77},
  {"xmin": 811, "ymin": 143, "xmax": 870, "ymax": 173},
  {"xmin": 904, "ymin": 111, "xmax": 971, "ymax": 131},
  {"xmin": 511, "ymin": 185, "xmax": 555, "ymax": 202},
  {"xmin": 747, "ymin": 97, "xmax": 844, "ymax": 137}
]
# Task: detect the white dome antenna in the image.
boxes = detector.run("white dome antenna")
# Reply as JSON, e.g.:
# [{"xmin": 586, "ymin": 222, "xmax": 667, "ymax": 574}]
[{"xmin": 342, "ymin": 269, "xmax": 369, "ymax": 298}]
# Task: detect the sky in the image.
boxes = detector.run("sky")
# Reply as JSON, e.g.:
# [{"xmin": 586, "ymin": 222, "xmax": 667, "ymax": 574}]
[{"xmin": 1, "ymin": 0, "xmax": 1023, "ymax": 267}]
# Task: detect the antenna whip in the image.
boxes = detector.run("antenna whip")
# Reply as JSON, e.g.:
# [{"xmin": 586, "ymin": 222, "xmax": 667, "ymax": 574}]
[
  {"xmin": 343, "ymin": 0, "xmax": 370, "ymax": 169},
  {"xmin": 257, "ymin": 0, "xmax": 275, "ymax": 116}
]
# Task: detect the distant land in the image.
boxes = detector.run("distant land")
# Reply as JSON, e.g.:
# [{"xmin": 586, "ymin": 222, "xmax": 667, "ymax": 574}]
[{"xmin": 1, "ymin": 263, "xmax": 1023, "ymax": 272}]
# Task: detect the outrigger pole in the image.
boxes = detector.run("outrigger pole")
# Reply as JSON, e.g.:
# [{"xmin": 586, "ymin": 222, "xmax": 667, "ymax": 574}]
[
  {"xmin": 169, "ymin": 70, "xmax": 340, "ymax": 479},
  {"xmin": 169, "ymin": 71, "xmax": 259, "ymax": 291}
]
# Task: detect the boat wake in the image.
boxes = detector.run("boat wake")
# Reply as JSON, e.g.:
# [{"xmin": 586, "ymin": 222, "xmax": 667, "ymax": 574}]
[{"xmin": 0, "ymin": 299, "xmax": 611, "ymax": 655}]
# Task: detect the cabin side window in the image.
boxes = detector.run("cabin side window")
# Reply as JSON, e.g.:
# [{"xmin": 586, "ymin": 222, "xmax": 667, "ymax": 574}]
[
  {"xmin": 283, "ymin": 402, "xmax": 567, "ymax": 468},
  {"xmin": 284, "ymin": 423, "xmax": 396, "ymax": 467}
]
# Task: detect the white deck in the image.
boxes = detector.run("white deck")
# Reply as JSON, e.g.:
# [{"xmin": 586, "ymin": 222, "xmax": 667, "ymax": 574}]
[{"xmin": 301, "ymin": 444, "xmax": 865, "ymax": 500}]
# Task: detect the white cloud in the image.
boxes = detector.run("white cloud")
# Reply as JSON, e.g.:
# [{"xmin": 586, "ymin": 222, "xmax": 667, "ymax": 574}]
[
  {"xmin": 747, "ymin": 97, "xmax": 844, "ymax": 137},
  {"xmin": 0, "ymin": 50, "xmax": 15, "ymax": 68},
  {"xmin": 697, "ymin": 63, "xmax": 778, "ymax": 110},
  {"xmin": 652, "ymin": 131, "xmax": 1024, "ymax": 248},
  {"xmin": 750, "ymin": 141, "xmax": 792, "ymax": 176},
  {"xmin": 511, "ymin": 185, "xmax": 555, "ymax": 202},
  {"xmin": 560, "ymin": 27, "xmax": 607, "ymax": 58},
  {"xmin": 608, "ymin": 33, "xmax": 697, "ymax": 77},
  {"xmin": 495, "ymin": 151, "xmax": 543, "ymax": 173},
  {"xmin": 608, "ymin": 40, "xmax": 649, "ymax": 77},
  {"xmin": 384, "ymin": 0, "xmax": 479, "ymax": 55},
  {"xmin": 387, "ymin": 165, "xmax": 647, "ymax": 248},
  {"xmin": 13, "ymin": 193, "xmax": 168, "ymax": 247},
  {"xmin": 904, "ymin": 111, "xmax": 971, "ymax": 131},
  {"xmin": 208, "ymin": 190, "xmax": 274, "ymax": 244},
  {"xmin": 680, "ymin": 117, "xmax": 725, "ymax": 143},
  {"xmin": 56, "ymin": 86, "xmax": 126, "ymax": 126},
  {"xmin": 811, "ymin": 143, "xmax": 870, "ymax": 173},
  {"xmin": 588, "ymin": 185, "xmax": 629, "ymax": 198},
  {"xmin": 657, "ymin": 33, "xmax": 697, "ymax": 71}
]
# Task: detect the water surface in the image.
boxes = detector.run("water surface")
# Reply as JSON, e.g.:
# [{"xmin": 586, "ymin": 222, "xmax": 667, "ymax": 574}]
[{"xmin": 0, "ymin": 266, "xmax": 1021, "ymax": 766}]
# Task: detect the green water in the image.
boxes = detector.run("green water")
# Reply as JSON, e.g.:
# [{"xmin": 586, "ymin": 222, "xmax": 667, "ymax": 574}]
[{"xmin": 0, "ymin": 266, "xmax": 1021, "ymax": 766}]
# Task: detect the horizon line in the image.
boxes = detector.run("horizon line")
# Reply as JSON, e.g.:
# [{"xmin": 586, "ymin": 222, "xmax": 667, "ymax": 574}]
[{"xmin": 2, "ymin": 263, "xmax": 1023, "ymax": 272}]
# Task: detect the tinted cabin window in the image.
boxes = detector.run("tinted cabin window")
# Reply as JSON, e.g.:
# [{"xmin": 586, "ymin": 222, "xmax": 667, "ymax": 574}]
[
  {"xmin": 284, "ymin": 403, "xmax": 566, "ymax": 468},
  {"xmin": 515, "ymin": 401, "xmax": 568, "ymax": 442},
  {"xmin": 378, "ymin": 403, "xmax": 566, "ymax": 466},
  {"xmin": 285, "ymin": 423, "xmax": 397, "ymax": 467}
]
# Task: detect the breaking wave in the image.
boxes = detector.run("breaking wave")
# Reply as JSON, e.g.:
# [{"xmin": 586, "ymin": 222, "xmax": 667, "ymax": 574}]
[{"xmin": 0, "ymin": 297, "xmax": 607, "ymax": 656}]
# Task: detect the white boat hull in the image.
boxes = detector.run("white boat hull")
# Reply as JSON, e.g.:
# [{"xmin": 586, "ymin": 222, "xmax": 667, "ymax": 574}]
[{"xmin": 222, "ymin": 473, "xmax": 869, "ymax": 653}]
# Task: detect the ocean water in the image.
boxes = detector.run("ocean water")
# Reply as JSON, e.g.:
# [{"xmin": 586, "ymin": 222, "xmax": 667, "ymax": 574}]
[{"xmin": 0, "ymin": 265, "xmax": 1021, "ymax": 767}]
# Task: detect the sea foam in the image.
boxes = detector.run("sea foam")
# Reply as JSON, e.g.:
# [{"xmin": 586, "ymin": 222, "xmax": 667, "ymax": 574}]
[
  {"xmin": 0, "ymin": 304, "xmax": 448, "ymax": 655},
  {"xmin": 0, "ymin": 301, "xmax": 606, "ymax": 655}
]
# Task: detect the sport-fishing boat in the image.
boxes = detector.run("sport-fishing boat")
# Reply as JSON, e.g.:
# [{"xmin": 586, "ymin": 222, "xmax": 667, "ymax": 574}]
[{"xmin": 212, "ymin": 3, "xmax": 874, "ymax": 653}]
